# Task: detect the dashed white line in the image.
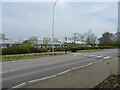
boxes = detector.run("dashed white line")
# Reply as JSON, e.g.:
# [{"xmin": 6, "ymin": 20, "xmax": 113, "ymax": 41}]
[
  {"xmin": 96, "ymin": 56, "xmax": 103, "ymax": 58},
  {"xmin": 74, "ymin": 55, "xmax": 77, "ymax": 57},
  {"xmin": 104, "ymin": 56, "xmax": 111, "ymax": 59},
  {"xmin": 89, "ymin": 55, "xmax": 96, "ymax": 57}
]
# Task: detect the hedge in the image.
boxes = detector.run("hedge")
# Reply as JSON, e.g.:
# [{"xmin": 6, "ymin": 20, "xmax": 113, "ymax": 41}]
[
  {"xmin": 54, "ymin": 46, "xmax": 117, "ymax": 52},
  {"xmin": 54, "ymin": 47, "xmax": 65, "ymax": 51},
  {"xmin": 37, "ymin": 48, "xmax": 48, "ymax": 53},
  {"xmin": 2, "ymin": 45, "xmax": 37, "ymax": 55},
  {"xmin": 2, "ymin": 45, "xmax": 117, "ymax": 55}
]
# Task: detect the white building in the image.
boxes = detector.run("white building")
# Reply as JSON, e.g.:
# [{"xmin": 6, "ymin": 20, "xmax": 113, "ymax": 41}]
[
  {"xmin": 0, "ymin": 34, "xmax": 14, "ymax": 48},
  {"xmin": 34, "ymin": 37, "xmax": 63, "ymax": 48}
]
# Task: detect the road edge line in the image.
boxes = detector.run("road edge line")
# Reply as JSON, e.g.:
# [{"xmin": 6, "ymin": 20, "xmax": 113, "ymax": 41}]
[
  {"xmin": 10, "ymin": 82, "xmax": 26, "ymax": 89},
  {"xmin": 10, "ymin": 61, "xmax": 103, "ymax": 89}
]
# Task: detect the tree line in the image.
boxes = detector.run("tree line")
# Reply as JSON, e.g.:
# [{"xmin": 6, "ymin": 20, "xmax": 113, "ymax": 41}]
[{"xmin": 65, "ymin": 30, "xmax": 120, "ymax": 47}]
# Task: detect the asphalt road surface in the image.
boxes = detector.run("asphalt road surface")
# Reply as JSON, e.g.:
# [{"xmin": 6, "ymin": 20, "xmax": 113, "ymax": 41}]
[{"xmin": 2, "ymin": 49, "xmax": 118, "ymax": 89}]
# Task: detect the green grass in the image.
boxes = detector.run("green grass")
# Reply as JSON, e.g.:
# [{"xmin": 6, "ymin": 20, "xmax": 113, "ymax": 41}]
[{"xmin": 1, "ymin": 53, "xmax": 64, "ymax": 62}]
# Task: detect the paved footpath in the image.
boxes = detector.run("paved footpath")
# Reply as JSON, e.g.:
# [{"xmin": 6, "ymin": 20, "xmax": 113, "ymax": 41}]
[{"xmin": 19, "ymin": 57, "xmax": 118, "ymax": 88}]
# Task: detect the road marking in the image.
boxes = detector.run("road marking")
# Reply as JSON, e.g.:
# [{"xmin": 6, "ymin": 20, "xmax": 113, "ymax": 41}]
[
  {"xmin": 104, "ymin": 56, "xmax": 111, "ymax": 59},
  {"xmin": 11, "ymin": 82, "xmax": 26, "ymax": 88},
  {"xmin": 72, "ymin": 62, "xmax": 93, "ymax": 70},
  {"xmin": 28, "ymin": 75, "xmax": 57, "ymax": 83},
  {"xmin": 96, "ymin": 56, "xmax": 104, "ymax": 58},
  {"xmin": 57, "ymin": 69, "xmax": 71, "ymax": 76},
  {"xmin": 10, "ymin": 60, "xmax": 102, "ymax": 88},
  {"xmin": 74, "ymin": 55, "xmax": 77, "ymax": 56},
  {"xmin": 4, "ymin": 59, "xmax": 95, "ymax": 81},
  {"xmin": 72, "ymin": 53, "xmax": 82, "ymax": 55},
  {"xmin": 89, "ymin": 55, "xmax": 96, "ymax": 57}
]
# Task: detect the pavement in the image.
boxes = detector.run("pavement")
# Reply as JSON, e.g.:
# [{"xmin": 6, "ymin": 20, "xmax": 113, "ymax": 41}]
[{"xmin": 19, "ymin": 57, "xmax": 118, "ymax": 88}]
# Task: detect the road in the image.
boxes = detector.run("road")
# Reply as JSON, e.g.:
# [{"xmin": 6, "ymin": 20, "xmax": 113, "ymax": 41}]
[{"xmin": 2, "ymin": 49, "xmax": 118, "ymax": 89}]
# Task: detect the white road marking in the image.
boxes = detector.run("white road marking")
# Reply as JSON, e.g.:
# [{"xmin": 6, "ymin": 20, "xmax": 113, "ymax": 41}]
[
  {"xmin": 11, "ymin": 82, "xmax": 26, "ymax": 88},
  {"xmin": 104, "ymin": 56, "xmax": 111, "ymax": 59},
  {"xmin": 72, "ymin": 62, "xmax": 93, "ymax": 70},
  {"xmin": 10, "ymin": 60, "xmax": 104, "ymax": 88},
  {"xmin": 74, "ymin": 55, "xmax": 77, "ymax": 57},
  {"xmin": 28, "ymin": 75, "xmax": 57, "ymax": 83},
  {"xmin": 57, "ymin": 69, "xmax": 71, "ymax": 76},
  {"xmin": 89, "ymin": 55, "xmax": 96, "ymax": 57},
  {"xmin": 96, "ymin": 56, "xmax": 104, "ymax": 58},
  {"xmin": 72, "ymin": 53, "xmax": 82, "ymax": 55}
]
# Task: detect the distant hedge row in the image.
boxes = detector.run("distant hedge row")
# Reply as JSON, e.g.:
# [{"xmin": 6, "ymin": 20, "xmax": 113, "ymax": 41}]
[
  {"xmin": 2, "ymin": 45, "xmax": 48, "ymax": 55},
  {"xmin": 2, "ymin": 45, "xmax": 117, "ymax": 55},
  {"xmin": 55, "ymin": 46, "xmax": 117, "ymax": 52},
  {"xmin": 69, "ymin": 46, "xmax": 117, "ymax": 52}
]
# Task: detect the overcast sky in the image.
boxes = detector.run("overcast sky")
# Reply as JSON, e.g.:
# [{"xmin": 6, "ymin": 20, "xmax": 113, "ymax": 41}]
[{"xmin": 1, "ymin": 2, "xmax": 118, "ymax": 42}]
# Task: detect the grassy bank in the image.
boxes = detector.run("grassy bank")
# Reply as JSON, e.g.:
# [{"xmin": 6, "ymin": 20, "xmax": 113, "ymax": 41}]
[
  {"xmin": 93, "ymin": 75, "xmax": 120, "ymax": 88},
  {"xmin": 1, "ymin": 53, "xmax": 64, "ymax": 62}
]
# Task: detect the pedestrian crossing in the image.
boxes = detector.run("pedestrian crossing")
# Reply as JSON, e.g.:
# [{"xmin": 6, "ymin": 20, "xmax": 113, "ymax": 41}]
[{"xmin": 72, "ymin": 53, "xmax": 111, "ymax": 60}]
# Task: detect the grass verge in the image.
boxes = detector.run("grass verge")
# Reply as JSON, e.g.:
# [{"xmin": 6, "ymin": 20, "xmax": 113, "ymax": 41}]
[{"xmin": 1, "ymin": 53, "xmax": 64, "ymax": 62}]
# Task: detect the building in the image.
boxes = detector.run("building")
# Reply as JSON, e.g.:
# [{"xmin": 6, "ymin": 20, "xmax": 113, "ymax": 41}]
[
  {"xmin": 0, "ymin": 34, "xmax": 14, "ymax": 48},
  {"xmin": 34, "ymin": 37, "xmax": 63, "ymax": 48},
  {"xmin": 43, "ymin": 37, "xmax": 51, "ymax": 44}
]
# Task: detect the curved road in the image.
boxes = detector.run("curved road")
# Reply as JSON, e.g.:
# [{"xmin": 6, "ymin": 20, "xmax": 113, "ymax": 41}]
[{"xmin": 2, "ymin": 49, "xmax": 118, "ymax": 88}]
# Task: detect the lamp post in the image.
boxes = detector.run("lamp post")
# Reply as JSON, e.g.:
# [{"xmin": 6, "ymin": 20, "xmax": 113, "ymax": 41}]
[{"xmin": 52, "ymin": 0, "xmax": 58, "ymax": 53}]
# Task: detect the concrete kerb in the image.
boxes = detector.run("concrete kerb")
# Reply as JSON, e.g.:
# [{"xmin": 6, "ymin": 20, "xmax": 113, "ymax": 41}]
[
  {"xmin": 89, "ymin": 58, "xmax": 118, "ymax": 88},
  {"xmin": 89, "ymin": 75, "xmax": 111, "ymax": 88},
  {"xmin": 10, "ymin": 58, "xmax": 111, "ymax": 89}
]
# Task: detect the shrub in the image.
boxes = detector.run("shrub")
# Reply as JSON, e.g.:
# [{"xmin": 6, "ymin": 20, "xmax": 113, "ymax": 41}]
[
  {"xmin": 71, "ymin": 47, "xmax": 77, "ymax": 52},
  {"xmin": 77, "ymin": 46, "xmax": 90, "ymax": 50},
  {"xmin": 2, "ymin": 44, "xmax": 37, "ymax": 55},
  {"xmin": 54, "ymin": 47, "xmax": 65, "ymax": 51},
  {"xmin": 98, "ymin": 46, "xmax": 116, "ymax": 49},
  {"xmin": 37, "ymin": 48, "xmax": 48, "ymax": 53}
]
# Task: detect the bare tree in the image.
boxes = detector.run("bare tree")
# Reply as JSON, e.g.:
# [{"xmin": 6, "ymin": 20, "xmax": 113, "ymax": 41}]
[
  {"xmin": 84, "ymin": 30, "xmax": 97, "ymax": 46},
  {"xmin": 68, "ymin": 33, "xmax": 81, "ymax": 45}
]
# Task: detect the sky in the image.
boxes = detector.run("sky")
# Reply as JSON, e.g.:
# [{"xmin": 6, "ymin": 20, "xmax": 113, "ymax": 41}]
[{"xmin": 1, "ymin": 1, "xmax": 118, "ymax": 42}]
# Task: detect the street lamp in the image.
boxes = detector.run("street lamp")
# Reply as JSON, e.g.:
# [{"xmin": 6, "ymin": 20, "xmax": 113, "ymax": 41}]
[{"xmin": 52, "ymin": 0, "xmax": 58, "ymax": 53}]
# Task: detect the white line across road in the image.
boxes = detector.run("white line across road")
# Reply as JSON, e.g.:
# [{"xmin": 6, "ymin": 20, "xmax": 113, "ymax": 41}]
[
  {"xmin": 72, "ymin": 53, "xmax": 111, "ymax": 60},
  {"xmin": 96, "ymin": 56, "xmax": 104, "ymax": 58},
  {"xmin": 104, "ymin": 56, "xmax": 111, "ymax": 59},
  {"xmin": 89, "ymin": 55, "xmax": 96, "ymax": 57}
]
